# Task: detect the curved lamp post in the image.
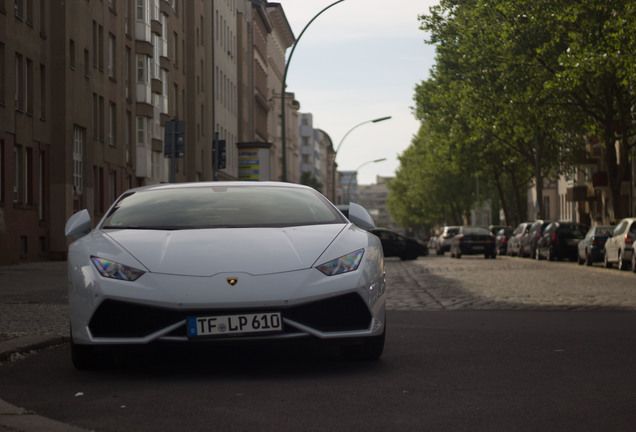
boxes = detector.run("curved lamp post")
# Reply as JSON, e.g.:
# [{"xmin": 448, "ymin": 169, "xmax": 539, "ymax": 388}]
[
  {"xmin": 334, "ymin": 116, "xmax": 392, "ymax": 158},
  {"xmin": 333, "ymin": 116, "xmax": 391, "ymax": 200},
  {"xmin": 281, "ymin": 0, "xmax": 346, "ymax": 182},
  {"xmin": 345, "ymin": 157, "xmax": 387, "ymax": 203}
]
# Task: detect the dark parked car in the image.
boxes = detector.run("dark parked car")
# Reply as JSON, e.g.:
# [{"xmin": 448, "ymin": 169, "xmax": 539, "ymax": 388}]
[
  {"xmin": 522, "ymin": 219, "xmax": 552, "ymax": 259},
  {"xmin": 449, "ymin": 226, "xmax": 496, "ymax": 259},
  {"xmin": 370, "ymin": 228, "xmax": 428, "ymax": 260},
  {"xmin": 603, "ymin": 218, "xmax": 636, "ymax": 271},
  {"xmin": 507, "ymin": 222, "xmax": 533, "ymax": 256},
  {"xmin": 495, "ymin": 227, "xmax": 514, "ymax": 255},
  {"xmin": 436, "ymin": 226, "xmax": 460, "ymax": 255},
  {"xmin": 536, "ymin": 222, "xmax": 587, "ymax": 261},
  {"xmin": 577, "ymin": 225, "xmax": 614, "ymax": 266}
]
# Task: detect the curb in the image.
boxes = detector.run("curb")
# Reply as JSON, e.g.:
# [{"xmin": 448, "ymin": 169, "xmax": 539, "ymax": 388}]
[
  {"xmin": 0, "ymin": 335, "xmax": 67, "ymax": 362},
  {"xmin": 0, "ymin": 337, "xmax": 93, "ymax": 432},
  {"xmin": 0, "ymin": 399, "xmax": 92, "ymax": 432}
]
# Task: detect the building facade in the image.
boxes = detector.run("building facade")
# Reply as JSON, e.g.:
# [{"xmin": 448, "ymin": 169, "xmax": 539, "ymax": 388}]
[{"xmin": 0, "ymin": 0, "xmax": 300, "ymax": 264}]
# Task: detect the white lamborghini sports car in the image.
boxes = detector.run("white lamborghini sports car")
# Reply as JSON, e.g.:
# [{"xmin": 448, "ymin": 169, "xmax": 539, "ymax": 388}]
[{"xmin": 65, "ymin": 182, "xmax": 386, "ymax": 369}]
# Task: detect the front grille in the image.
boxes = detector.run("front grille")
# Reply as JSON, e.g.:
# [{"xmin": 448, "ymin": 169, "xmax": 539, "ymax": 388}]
[{"xmin": 88, "ymin": 292, "xmax": 372, "ymax": 338}]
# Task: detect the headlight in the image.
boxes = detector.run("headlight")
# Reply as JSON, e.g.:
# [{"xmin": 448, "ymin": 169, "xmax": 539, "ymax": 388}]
[
  {"xmin": 91, "ymin": 256, "xmax": 145, "ymax": 281},
  {"xmin": 316, "ymin": 249, "xmax": 364, "ymax": 276}
]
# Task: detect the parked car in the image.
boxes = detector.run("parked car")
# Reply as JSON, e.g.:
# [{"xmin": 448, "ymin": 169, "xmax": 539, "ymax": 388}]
[
  {"xmin": 64, "ymin": 182, "xmax": 386, "ymax": 369},
  {"xmin": 495, "ymin": 227, "xmax": 514, "ymax": 255},
  {"xmin": 577, "ymin": 225, "xmax": 615, "ymax": 266},
  {"xmin": 507, "ymin": 222, "xmax": 533, "ymax": 256},
  {"xmin": 489, "ymin": 225, "xmax": 510, "ymax": 236},
  {"xmin": 436, "ymin": 226, "xmax": 460, "ymax": 255},
  {"xmin": 449, "ymin": 226, "xmax": 496, "ymax": 259},
  {"xmin": 370, "ymin": 228, "xmax": 428, "ymax": 260},
  {"xmin": 521, "ymin": 219, "xmax": 552, "ymax": 259},
  {"xmin": 603, "ymin": 218, "xmax": 636, "ymax": 271},
  {"xmin": 536, "ymin": 221, "xmax": 587, "ymax": 261}
]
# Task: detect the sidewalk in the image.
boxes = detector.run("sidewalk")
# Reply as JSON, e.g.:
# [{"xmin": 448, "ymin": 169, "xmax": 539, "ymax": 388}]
[{"xmin": 0, "ymin": 261, "xmax": 91, "ymax": 432}]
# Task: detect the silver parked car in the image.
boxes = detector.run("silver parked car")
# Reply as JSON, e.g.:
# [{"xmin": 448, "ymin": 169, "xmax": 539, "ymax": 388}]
[{"xmin": 604, "ymin": 217, "xmax": 636, "ymax": 271}]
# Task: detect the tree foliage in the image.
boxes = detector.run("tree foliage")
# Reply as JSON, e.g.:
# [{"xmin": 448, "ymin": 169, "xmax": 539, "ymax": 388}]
[{"xmin": 391, "ymin": 0, "xmax": 636, "ymax": 227}]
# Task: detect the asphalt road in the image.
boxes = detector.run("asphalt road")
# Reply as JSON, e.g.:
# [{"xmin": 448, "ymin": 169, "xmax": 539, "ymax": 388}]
[{"xmin": 1, "ymin": 255, "xmax": 636, "ymax": 431}]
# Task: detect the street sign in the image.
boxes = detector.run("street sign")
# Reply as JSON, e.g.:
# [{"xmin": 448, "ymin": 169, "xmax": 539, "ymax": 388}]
[{"xmin": 214, "ymin": 140, "xmax": 226, "ymax": 170}]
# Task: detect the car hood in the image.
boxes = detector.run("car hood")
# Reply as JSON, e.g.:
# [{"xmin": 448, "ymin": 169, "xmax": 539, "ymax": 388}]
[{"xmin": 104, "ymin": 224, "xmax": 347, "ymax": 276}]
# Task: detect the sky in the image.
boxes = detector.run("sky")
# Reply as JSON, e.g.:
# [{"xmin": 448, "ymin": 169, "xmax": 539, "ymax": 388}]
[{"xmin": 280, "ymin": 0, "xmax": 439, "ymax": 185}]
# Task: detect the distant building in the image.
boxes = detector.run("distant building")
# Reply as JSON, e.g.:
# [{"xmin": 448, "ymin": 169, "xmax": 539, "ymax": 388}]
[
  {"xmin": 297, "ymin": 113, "xmax": 334, "ymax": 199},
  {"xmin": 358, "ymin": 176, "xmax": 399, "ymax": 231}
]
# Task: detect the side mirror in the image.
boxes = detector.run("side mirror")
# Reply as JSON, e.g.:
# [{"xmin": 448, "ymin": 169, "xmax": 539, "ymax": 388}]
[
  {"xmin": 347, "ymin": 202, "xmax": 375, "ymax": 231},
  {"xmin": 65, "ymin": 209, "xmax": 92, "ymax": 240}
]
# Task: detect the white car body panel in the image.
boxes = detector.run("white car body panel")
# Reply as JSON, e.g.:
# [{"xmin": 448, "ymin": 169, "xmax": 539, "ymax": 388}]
[{"xmin": 66, "ymin": 182, "xmax": 386, "ymax": 356}]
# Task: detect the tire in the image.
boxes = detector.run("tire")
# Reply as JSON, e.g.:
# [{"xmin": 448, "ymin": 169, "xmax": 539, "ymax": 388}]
[
  {"xmin": 631, "ymin": 253, "xmax": 636, "ymax": 273},
  {"xmin": 577, "ymin": 252, "xmax": 584, "ymax": 265},
  {"xmin": 340, "ymin": 330, "xmax": 385, "ymax": 361},
  {"xmin": 70, "ymin": 339, "xmax": 97, "ymax": 370},
  {"xmin": 604, "ymin": 252, "xmax": 612, "ymax": 269},
  {"xmin": 618, "ymin": 250, "xmax": 626, "ymax": 271},
  {"xmin": 585, "ymin": 251, "xmax": 593, "ymax": 266},
  {"xmin": 547, "ymin": 248, "xmax": 554, "ymax": 261}
]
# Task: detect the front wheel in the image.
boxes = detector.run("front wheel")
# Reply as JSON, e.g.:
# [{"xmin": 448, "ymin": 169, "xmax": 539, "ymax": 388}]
[
  {"xmin": 585, "ymin": 251, "xmax": 593, "ymax": 266},
  {"xmin": 70, "ymin": 339, "xmax": 97, "ymax": 370},
  {"xmin": 604, "ymin": 252, "xmax": 612, "ymax": 268}
]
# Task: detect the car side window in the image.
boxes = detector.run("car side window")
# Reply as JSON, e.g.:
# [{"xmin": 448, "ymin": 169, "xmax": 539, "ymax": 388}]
[{"xmin": 613, "ymin": 221, "xmax": 626, "ymax": 236}]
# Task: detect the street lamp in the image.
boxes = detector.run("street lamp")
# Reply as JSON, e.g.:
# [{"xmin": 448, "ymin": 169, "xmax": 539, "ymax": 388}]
[
  {"xmin": 345, "ymin": 157, "xmax": 387, "ymax": 203},
  {"xmin": 334, "ymin": 116, "xmax": 392, "ymax": 158},
  {"xmin": 281, "ymin": 0, "xmax": 346, "ymax": 182},
  {"xmin": 333, "ymin": 116, "xmax": 391, "ymax": 199}
]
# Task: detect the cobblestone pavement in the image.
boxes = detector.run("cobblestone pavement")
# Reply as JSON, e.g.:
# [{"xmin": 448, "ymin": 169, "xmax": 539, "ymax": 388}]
[
  {"xmin": 385, "ymin": 255, "xmax": 636, "ymax": 311},
  {"xmin": 1, "ymin": 255, "xmax": 636, "ymax": 341}
]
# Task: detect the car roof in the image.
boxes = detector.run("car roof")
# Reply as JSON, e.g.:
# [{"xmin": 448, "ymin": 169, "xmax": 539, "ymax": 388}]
[{"xmin": 123, "ymin": 181, "xmax": 311, "ymax": 194}]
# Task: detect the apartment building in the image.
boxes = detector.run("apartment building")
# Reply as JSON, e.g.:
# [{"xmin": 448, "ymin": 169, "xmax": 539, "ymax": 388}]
[{"xmin": 0, "ymin": 0, "xmax": 297, "ymax": 264}]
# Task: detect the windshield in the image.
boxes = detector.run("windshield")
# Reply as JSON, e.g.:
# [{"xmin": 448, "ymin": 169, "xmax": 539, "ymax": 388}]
[{"xmin": 101, "ymin": 185, "xmax": 346, "ymax": 230}]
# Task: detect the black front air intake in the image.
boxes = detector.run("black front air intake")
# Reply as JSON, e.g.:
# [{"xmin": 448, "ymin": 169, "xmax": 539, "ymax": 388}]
[{"xmin": 88, "ymin": 292, "xmax": 372, "ymax": 339}]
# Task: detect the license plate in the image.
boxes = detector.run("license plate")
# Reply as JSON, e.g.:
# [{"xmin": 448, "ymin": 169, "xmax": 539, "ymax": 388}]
[
  {"xmin": 472, "ymin": 246, "xmax": 484, "ymax": 251},
  {"xmin": 187, "ymin": 312, "xmax": 282, "ymax": 338}
]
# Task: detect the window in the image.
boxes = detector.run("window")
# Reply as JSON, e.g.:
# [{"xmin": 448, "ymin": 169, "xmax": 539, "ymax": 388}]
[
  {"xmin": 25, "ymin": 58, "xmax": 33, "ymax": 114},
  {"xmin": 109, "ymin": 102, "xmax": 116, "ymax": 147},
  {"xmin": 0, "ymin": 140, "xmax": 3, "ymax": 202},
  {"xmin": 15, "ymin": 53, "xmax": 23, "ymax": 110},
  {"xmin": 0, "ymin": 43, "xmax": 5, "ymax": 105},
  {"xmin": 92, "ymin": 21, "xmax": 98, "ymax": 68},
  {"xmin": 125, "ymin": 47, "xmax": 131, "ymax": 99},
  {"xmin": 39, "ymin": 64, "xmax": 46, "ymax": 120},
  {"xmin": 108, "ymin": 170, "xmax": 116, "ymax": 205},
  {"xmin": 69, "ymin": 39, "xmax": 75, "ymax": 69},
  {"xmin": 24, "ymin": 147, "xmax": 33, "ymax": 204},
  {"xmin": 92, "ymin": 93, "xmax": 98, "ymax": 139},
  {"xmin": 99, "ymin": 96, "xmax": 104, "ymax": 141},
  {"xmin": 13, "ymin": 145, "xmax": 22, "ymax": 203},
  {"xmin": 98, "ymin": 24, "xmax": 104, "ymax": 70},
  {"xmin": 73, "ymin": 126, "xmax": 84, "ymax": 194},
  {"xmin": 39, "ymin": 0, "xmax": 45, "ymax": 36},
  {"xmin": 15, "ymin": 0, "xmax": 24, "ymax": 18},
  {"xmin": 108, "ymin": 34, "xmax": 115, "ymax": 79},
  {"xmin": 84, "ymin": 49, "xmax": 89, "ymax": 77},
  {"xmin": 136, "ymin": 0, "xmax": 144, "ymax": 20}
]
